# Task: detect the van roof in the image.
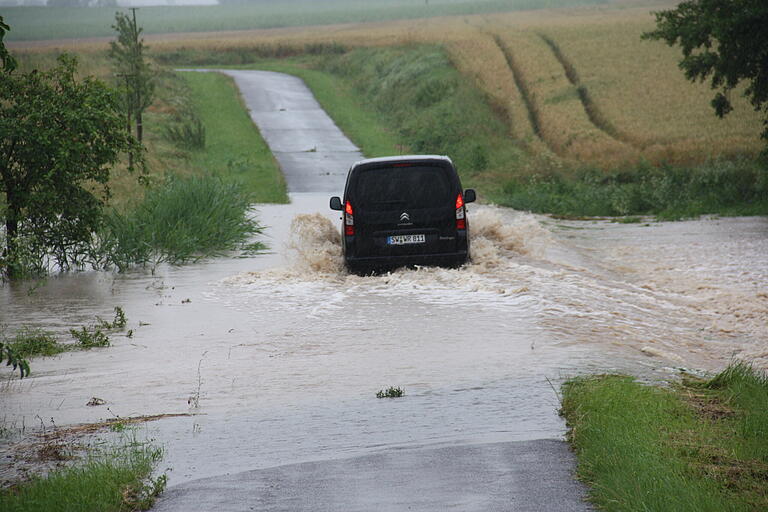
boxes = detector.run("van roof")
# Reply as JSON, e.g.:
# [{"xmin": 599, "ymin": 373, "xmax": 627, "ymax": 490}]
[{"xmin": 351, "ymin": 155, "xmax": 453, "ymax": 169}]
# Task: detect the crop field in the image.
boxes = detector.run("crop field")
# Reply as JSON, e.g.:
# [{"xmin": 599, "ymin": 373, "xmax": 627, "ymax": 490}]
[
  {"xmin": 95, "ymin": 2, "xmax": 761, "ymax": 170},
  {"xmin": 3, "ymin": 0, "xmax": 607, "ymax": 42},
  {"xmin": 7, "ymin": 0, "xmax": 766, "ymax": 215}
]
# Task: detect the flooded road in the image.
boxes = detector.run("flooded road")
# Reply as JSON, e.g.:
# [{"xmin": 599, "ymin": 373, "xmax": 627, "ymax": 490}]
[
  {"xmin": 1, "ymin": 70, "xmax": 767, "ymax": 499},
  {"xmin": 2, "ymin": 196, "xmax": 766, "ymax": 485}
]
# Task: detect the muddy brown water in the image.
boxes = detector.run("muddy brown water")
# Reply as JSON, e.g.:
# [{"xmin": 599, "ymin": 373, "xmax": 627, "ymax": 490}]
[
  {"xmin": 2, "ymin": 69, "xmax": 767, "ymax": 487},
  {"xmin": 1, "ymin": 192, "xmax": 766, "ymax": 484}
]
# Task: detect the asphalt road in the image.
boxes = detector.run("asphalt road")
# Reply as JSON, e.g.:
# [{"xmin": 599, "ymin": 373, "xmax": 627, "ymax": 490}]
[
  {"xmin": 154, "ymin": 440, "xmax": 590, "ymax": 512},
  {"xmin": 183, "ymin": 69, "xmax": 361, "ymax": 194},
  {"xmin": 154, "ymin": 70, "xmax": 592, "ymax": 511}
]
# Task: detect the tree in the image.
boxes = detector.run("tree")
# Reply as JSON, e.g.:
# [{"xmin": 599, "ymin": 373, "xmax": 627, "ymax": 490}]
[
  {"xmin": 109, "ymin": 9, "xmax": 154, "ymax": 143},
  {"xmin": 643, "ymin": 1, "xmax": 768, "ymax": 153},
  {"xmin": 0, "ymin": 16, "xmax": 16, "ymax": 73},
  {"xmin": 0, "ymin": 54, "xmax": 140, "ymax": 278}
]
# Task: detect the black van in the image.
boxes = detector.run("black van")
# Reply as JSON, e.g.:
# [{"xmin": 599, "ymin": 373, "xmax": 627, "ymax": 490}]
[{"xmin": 330, "ymin": 155, "xmax": 476, "ymax": 273}]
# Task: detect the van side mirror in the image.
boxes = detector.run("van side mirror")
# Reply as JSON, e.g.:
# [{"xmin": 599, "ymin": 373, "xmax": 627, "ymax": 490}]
[
  {"xmin": 463, "ymin": 189, "xmax": 476, "ymax": 204},
  {"xmin": 330, "ymin": 196, "xmax": 343, "ymax": 211}
]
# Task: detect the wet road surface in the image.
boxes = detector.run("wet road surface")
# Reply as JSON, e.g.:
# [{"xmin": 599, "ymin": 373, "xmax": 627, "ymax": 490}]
[
  {"xmin": 2, "ymin": 70, "xmax": 766, "ymax": 510},
  {"xmin": 154, "ymin": 440, "xmax": 588, "ymax": 512},
  {"xmin": 181, "ymin": 69, "xmax": 360, "ymax": 194}
]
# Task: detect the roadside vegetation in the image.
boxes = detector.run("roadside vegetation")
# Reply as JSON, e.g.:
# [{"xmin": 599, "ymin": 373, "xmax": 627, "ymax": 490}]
[
  {"xmin": 0, "ymin": 433, "xmax": 166, "ymax": 512},
  {"xmin": 376, "ymin": 386, "xmax": 405, "ymax": 398},
  {"xmin": 2, "ymin": 17, "xmax": 284, "ymax": 278},
  {"xmin": 561, "ymin": 362, "xmax": 768, "ymax": 511},
  {"xmin": 0, "ymin": 306, "xmax": 130, "ymax": 378},
  {"xmin": 101, "ymin": 174, "xmax": 264, "ymax": 270}
]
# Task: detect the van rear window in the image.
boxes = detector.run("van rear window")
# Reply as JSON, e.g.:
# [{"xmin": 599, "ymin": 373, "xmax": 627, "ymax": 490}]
[{"xmin": 353, "ymin": 166, "xmax": 452, "ymax": 211}]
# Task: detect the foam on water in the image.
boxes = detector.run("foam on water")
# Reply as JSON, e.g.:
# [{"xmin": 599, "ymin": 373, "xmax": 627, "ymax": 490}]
[
  {"xmin": 2, "ymin": 197, "xmax": 766, "ymax": 487},
  {"xmin": 222, "ymin": 207, "xmax": 768, "ymax": 371}
]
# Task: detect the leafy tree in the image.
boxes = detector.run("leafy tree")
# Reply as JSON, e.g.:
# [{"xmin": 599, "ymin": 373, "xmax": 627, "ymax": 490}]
[
  {"xmin": 109, "ymin": 10, "xmax": 154, "ymax": 143},
  {"xmin": 0, "ymin": 16, "xmax": 16, "ymax": 73},
  {"xmin": 0, "ymin": 54, "xmax": 140, "ymax": 278},
  {"xmin": 643, "ymin": 1, "xmax": 768, "ymax": 153}
]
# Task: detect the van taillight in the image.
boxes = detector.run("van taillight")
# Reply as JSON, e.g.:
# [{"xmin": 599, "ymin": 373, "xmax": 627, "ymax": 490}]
[
  {"xmin": 345, "ymin": 200, "xmax": 354, "ymax": 235},
  {"xmin": 455, "ymin": 193, "xmax": 466, "ymax": 230}
]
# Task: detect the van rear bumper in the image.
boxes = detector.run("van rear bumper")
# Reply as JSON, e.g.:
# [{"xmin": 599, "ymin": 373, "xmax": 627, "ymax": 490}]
[{"xmin": 344, "ymin": 250, "xmax": 470, "ymax": 273}]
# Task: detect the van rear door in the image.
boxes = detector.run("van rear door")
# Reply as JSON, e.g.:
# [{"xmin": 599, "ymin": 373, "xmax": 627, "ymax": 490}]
[{"xmin": 349, "ymin": 164, "xmax": 459, "ymax": 257}]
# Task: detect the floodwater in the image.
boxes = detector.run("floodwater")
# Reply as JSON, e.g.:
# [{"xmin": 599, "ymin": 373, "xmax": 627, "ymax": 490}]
[{"xmin": 1, "ymin": 193, "xmax": 766, "ymax": 485}]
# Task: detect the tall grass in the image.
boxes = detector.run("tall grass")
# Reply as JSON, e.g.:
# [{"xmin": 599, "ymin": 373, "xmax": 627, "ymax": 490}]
[
  {"xmin": 0, "ymin": 435, "xmax": 165, "ymax": 512},
  {"xmin": 561, "ymin": 363, "xmax": 768, "ymax": 511},
  {"xmin": 318, "ymin": 45, "xmax": 524, "ymax": 176},
  {"xmin": 701, "ymin": 362, "xmax": 768, "ymax": 464},
  {"xmin": 102, "ymin": 174, "xmax": 263, "ymax": 270},
  {"xmin": 499, "ymin": 158, "xmax": 768, "ymax": 218}
]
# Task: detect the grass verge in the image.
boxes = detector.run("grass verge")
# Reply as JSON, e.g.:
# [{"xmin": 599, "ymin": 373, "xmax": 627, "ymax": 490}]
[
  {"xmin": 0, "ymin": 434, "xmax": 166, "ymax": 512},
  {"xmin": 179, "ymin": 71, "xmax": 287, "ymax": 203},
  {"xmin": 561, "ymin": 362, "xmax": 768, "ymax": 511}
]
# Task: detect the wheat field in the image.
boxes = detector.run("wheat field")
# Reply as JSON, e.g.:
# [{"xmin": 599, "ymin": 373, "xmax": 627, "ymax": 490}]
[{"xmin": 12, "ymin": 1, "xmax": 765, "ymax": 169}]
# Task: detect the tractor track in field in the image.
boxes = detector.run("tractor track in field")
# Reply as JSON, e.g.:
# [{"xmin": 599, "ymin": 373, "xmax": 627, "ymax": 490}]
[{"xmin": 538, "ymin": 33, "xmax": 640, "ymax": 149}]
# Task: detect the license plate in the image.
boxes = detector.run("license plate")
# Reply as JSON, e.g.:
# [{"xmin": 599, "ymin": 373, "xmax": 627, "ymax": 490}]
[{"xmin": 387, "ymin": 234, "xmax": 425, "ymax": 245}]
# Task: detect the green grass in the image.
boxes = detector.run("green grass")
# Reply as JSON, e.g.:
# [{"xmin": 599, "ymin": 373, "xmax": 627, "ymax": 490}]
[
  {"xmin": 316, "ymin": 45, "xmax": 525, "ymax": 178},
  {"xmin": 101, "ymin": 173, "xmax": 264, "ymax": 270},
  {"xmin": 0, "ymin": 435, "xmax": 166, "ymax": 512},
  {"xmin": 561, "ymin": 363, "xmax": 768, "ymax": 511},
  {"xmin": 700, "ymin": 362, "xmax": 768, "ymax": 465},
  {"xmin": 3, "ymin": 0, "xmax": 608, "ymax": 42},
  {"xmin": 498, "ymin": 159, "xmax": 768, "ymax": 219},
  {"xmin": 0, "ymin": 308, "xmax": 131, "ymax": 378},
  {"xmin": 158, "ymin": 44, "xmax": 768, "ymax": 218},
  {"xmin": 179, "ymin": 71, "xmax": 287, "ymax": 203}
]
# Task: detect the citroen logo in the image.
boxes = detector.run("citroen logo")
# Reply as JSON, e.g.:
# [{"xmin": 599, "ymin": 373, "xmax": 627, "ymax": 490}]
[{"xmin": 399, "ymin": 212, "xmax": 410, "ymax": 222}]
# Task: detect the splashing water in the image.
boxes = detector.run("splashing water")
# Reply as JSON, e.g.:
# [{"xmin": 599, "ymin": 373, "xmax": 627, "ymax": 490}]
[
  {"xmin": 286, "ymin": 213, "xmax": 344, "ymax": 275},
  {"xmin": 224, "ymin": 206, "xmax": 768, "ymax": 371}
]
